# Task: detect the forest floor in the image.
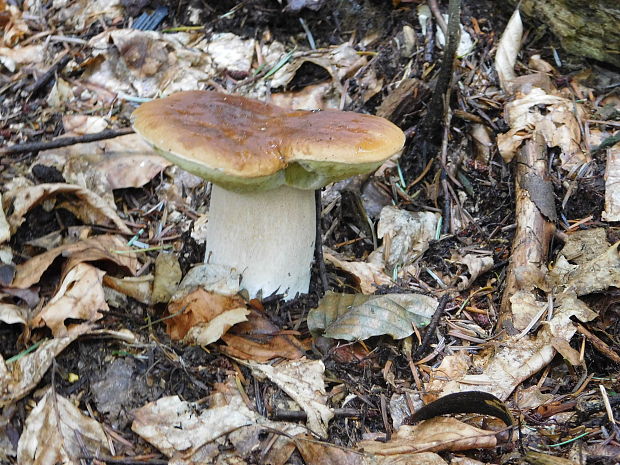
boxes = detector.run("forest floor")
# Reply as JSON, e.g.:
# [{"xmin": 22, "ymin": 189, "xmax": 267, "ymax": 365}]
[{"xmin": 0, "ymin": 1, "xmax": 619, "ymax": 464}]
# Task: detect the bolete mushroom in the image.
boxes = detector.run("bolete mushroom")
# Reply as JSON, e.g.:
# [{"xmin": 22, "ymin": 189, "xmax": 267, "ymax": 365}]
[{"xmin": 132, "ymin": 91, "xmax": 405, "ymax": 300}]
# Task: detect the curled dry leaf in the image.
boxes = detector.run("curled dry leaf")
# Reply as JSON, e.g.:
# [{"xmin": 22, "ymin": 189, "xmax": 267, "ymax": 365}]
[
  {"xmin": 377, "ymin": 206, "xmax": 439, "ymax": 273},
  {"xmin": 103, "ymin": 274, "xmax": 153, "ymax": 305},
  {"xmin": 324, "ymin": 251, "xmax": 393, "ymax": 294},
  {"xmin": 560, "ymin": 228, "xmax": 609, "ymax": 265},
  {"xmin": 151, "ymin": 252, "xmax": 182, "ymax": 304},
  {"xmin": 12, "ymin": 235, "xmax": 139, "ymax": 289},
  {"xmin": 564, "ymin": 242, "xmax": 620, "ymax": 296},
  {"xmin": 495, "ymin": 8, "xmax": 522, "ymax": 93},
  {"xmin": 17, "ymin": 388, "xmax": 111, "ymax": 465},
  {"xmin": 165, "ymin": 287, "xmax": 247, "ymax": 343},
  {"xmin": 220, "ymin": 310, "xmax": 305, "ymax": 362},
  {"xmin": 30, "ymin": 263, "xmax": 108, "ymax": 337},
  {"xmin": 428, "ymin": 289, "xmax": 596, "ymax": 401},
  {"xmin": 0, "ymin": 329, "xmax": 87, "ymax": 406},
  {"xmin": 0, "ymin": 302, "xmax": 27, "ymax": 325},
  {"xmin": 497, "ymin": 87, "xmax": 587, "ymax": 171},
  {"xmin": 358, "ymin": 417, "xmax": 504, "ymax": 454},
  {"xmin": 453, "ymin": 253, "xmax": 494, "ymax": 291},
  {"xmin": 249, "ymin": 359, "xmax": 333, "ymax": 438},
  {"xmin": 308, "ymin": 292, "xmax": 436, "ymax": 341},
  {"xmin": 0, "ymin": 44, "xmax": 44, "ymax": 72},
  {"xmin": 2, "ymin": 183, "xmax": 131, "ymax": 235},
  {"xmin": 132, "ymin": 377, "xmax": 305, "ymax": 463}
]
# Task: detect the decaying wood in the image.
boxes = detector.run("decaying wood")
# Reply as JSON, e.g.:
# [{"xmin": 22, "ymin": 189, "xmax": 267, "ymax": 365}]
[
  {"xmin": 508, "ymin": 0, "xmax": 620, "ymax": 67},
  {"xmin": 499, "ymin": 134, "xmax": 556, "ymax": 333}
]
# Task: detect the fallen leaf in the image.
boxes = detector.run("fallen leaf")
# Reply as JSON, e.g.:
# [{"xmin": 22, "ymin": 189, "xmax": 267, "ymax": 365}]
[
  {"xmin": 308, "ymin": 292, "xmax": 436, "ymax": 341},
  {"xmin": 176, "ymin": 263, "xmax": 241, "ymax": 296},
  {"xmin": 16, "ymin": 388, "xmax": 111, "ymax": 465},
  {"xmin": 428, "ymin": 289, "xmax": 596, "ymax": 401},
  {"xmin": 220, "ymin": 310, "xmax": 305, "ymax": 362},
  {"xmin": 565, "ymin": 242, "xmax": 620, "ymax": 295},
  {"xmin": 560, "ymin": 228, "xmax": 609, "ymax": 265},
  {"xmin": 497, "ymin": 87, "xmax": 587, "ymax": 170},
  {"xmin": 103, "ymin": 274, "xmax": 153, "ymax": 304},
  {"xmin": 495, "ymin": 8, "xmax": 522, "ymax": 92},
  {"xmin": 453, "ymin": 253, "xmax": 494, "ymax": 291},
  {"xmin": 2, "ymin": 183, "xmax": 131, "ymax": 234},
  {"xmin": 132, "ymin": 377, "xmax": 305, "ymax": 463},
  {"xmin": 0, "ymin": 44, "xmax": 43, "ymax": 72},
  {"xmin": 0, "ymin": 302, "xmax": 27, "ymax": 325},
  {"xmin": 358, "ymin": 417, "xmax": 504, "ymax": 454},
  {"xmin": 151, "ymin": 252, "xmax": 182, "ymax": 304},
  {"xmin": 12, "ymin": 235, "xmax": 139, "ymax": 289},
  {"xmin": 249, "ymin": 359, "xmax": 333, "ymax": 438},
  {"xmin": 0, "ymin": 328, "xmax": 87, "ymax": 406},
  {"xmin": 377, "ymin": 206, "xmax": 439, "ymax": 273},
  {"xmin": 30, "ymin": 263, "xmax": 108, "ymax": 337},
  {"xmin": 165, "ymin": 287, "xmax": 247, "ymax": 343},
  {"xmin": 324, "ymin": 251, "xmax": 393, "ymax": 294}
]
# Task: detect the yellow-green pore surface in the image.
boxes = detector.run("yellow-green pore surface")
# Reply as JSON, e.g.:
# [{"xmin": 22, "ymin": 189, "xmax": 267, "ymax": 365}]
[{"xmin": 132, "ymin": 91, "xmax": 406, "ymax": 191}]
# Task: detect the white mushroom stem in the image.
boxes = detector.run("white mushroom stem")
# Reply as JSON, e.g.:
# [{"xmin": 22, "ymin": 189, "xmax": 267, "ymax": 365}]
[{"xmin": 205, "ymin": 184, "xmax": 316, "ymax": 300}]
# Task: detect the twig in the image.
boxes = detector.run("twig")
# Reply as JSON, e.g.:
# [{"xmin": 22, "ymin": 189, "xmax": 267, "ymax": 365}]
[
  {"xmin": 413, "ymin": 294, "xmax": 449, "ymax": 359},
  {"xmin": 427, "ymin": 0, "xmax": 448, "ymax": 37},
  {"xmin": 575, "ymin": 323, "xmax": 620, "ymax": 364},
  {"xmin": 0, "ymin": 128, "xmax": 134, "ymax": 156},
  {"xmin": 271, "ymin": 408, "xmax": 362, "ymax": 421},
  {"xmin": 28, "ymin": 53, "xmax": 72, "ymax": 98}
]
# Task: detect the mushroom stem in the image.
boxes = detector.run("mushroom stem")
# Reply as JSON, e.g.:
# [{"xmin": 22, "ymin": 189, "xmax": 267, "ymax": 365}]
[{"xmin": 205, "ymin": 184, "xmax": 316, "ymax": 300}]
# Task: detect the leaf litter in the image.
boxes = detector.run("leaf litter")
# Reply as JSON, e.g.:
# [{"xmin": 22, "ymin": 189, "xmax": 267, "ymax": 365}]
[{"xmin": 0, "ymin": 0, "xmax": 619, "ymax": 464}]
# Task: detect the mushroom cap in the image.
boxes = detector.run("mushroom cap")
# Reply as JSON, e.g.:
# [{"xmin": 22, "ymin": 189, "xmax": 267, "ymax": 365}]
[{"xmin": 132, "ymin": 90, "xmax": 405, "ymax": 191}]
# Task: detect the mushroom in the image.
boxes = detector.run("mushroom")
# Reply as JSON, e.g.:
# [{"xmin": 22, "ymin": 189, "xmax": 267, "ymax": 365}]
[{"xmin": 132, "ymin": 91, "xmax": 405, "ymax": 300}]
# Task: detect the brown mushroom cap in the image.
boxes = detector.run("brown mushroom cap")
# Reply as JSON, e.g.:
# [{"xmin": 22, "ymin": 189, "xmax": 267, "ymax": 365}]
[{"xmin": 132, "ymin": 90, "xmax": 405, "ymax": 191}]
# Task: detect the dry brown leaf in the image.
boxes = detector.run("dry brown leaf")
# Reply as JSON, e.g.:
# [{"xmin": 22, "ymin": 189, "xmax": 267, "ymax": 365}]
[
  {"xmin": 2, "ymin": 183, "xmax": 130, "ymax": 234},
  {"xmin": 428, "ymin": 290, "xmax": 596, "ymax": 401},
  {"xmin": 17, "ymin": 388, "xmax": 110, "ymax": 465},
  {"xmin": 324, "ymin": 251, "xmax": 393, "ymax": 294},
  {"xmin": 497, "ymin": 87, "xmax": 587, "ymax": 170},
  {"xmin": 249, "ymin": 359, "xmax": 333, "ymax": 438},
  {"xmin": 12, "ymin": 235, "xmax": 139, "ymax": 289},
  {"xmin": 165, "ymin": 288, "xmax": 247, "ymax": 342},
  {"xmin": 103, "ymin": 274, "xmax": 153, "ymax": 304},
  {"xmin": 0, "ymin": 44, "xmax": 43, "ymax": 72},
  {"xmin": 565, "ymin": 242, "xmax": 620, "ymax": 295},
  {"xmin": 132, "ymin": 377, "xmax": 305, "ymax": 463},
  {"xmin": 220, "ymin": 310, "xmax": 305, "ymax": 362},
  {"xmin": 0, "ymin": 328, "xmax": 87, "ymax": 406},
  {"xmin": 377, "ymin": 206, "xmax": 439, "ymax": 273},
  {"xmin": 30, "ymin": 263, "xmax": 108, "ymax": 337},
  {"xmin": 495, "ymin": 8, "xmax": 522, "ymax": 92},
  {"xmin": 0, "ymin": 302, "xmax": 27, "ymax": 325},
  {"xmin": 358, "ymin": 417, "xmax": 502, "ymax": 454},
  {"xmin": 152, "ymin": 252, "xmax": 182, "ymax": 304}
]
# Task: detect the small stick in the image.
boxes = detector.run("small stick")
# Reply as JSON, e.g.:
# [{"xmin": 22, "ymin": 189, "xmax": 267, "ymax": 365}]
[
  {"xmin": 413, "ymin": 294, "xmax": 449, "ymax": 360},
  {"xmin": 0, "ymin": 127, "xmax": 134, "ymax": 156},
  {"xmin": 271, "ymin": 408, "xmax": 362, "ymax": 421},
  {"xmin": 28, "ymin": 53, "xmax": 72, "ymax": 98}
]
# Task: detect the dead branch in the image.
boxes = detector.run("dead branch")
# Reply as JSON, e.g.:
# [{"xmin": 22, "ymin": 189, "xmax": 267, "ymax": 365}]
[
  {"xmin": 499, "ymin": 134, "xmax": 556, "ymax": 333},
  {"xmin": 0, "ymin": 128, "xmax": 134, "ymax": 157}
]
